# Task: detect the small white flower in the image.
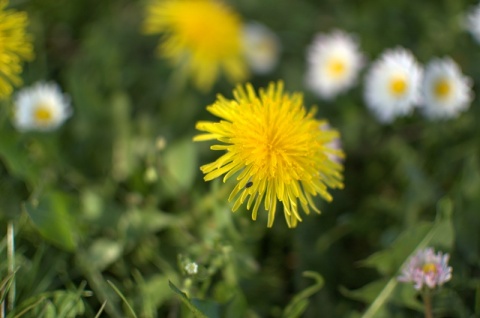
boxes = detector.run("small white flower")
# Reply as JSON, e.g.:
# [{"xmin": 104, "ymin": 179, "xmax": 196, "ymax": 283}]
[
  {"xmin": 420, "ymin": 58, "xmax": 473, "ymax": 120},
  {"xmin": 466, "ymin": 3, "xmax": 480, "ymax": 44},
  {"xmin": 305, "ymin": 30, "xmax": 364, "ymax": 100},
  {"xmin": 364, "ymin": 48, "xmax": 423, "ymax": 123},
  {"xmin": 184, "ymin": 262, "xmax": 198, "ymax": 275},
  {"xmin": 243, "ymin": 22, "xmax": 280, "ymax": 75},
  {"xmin": 13, "ymin": 82, "xmax": 72, "ymax": 132}
]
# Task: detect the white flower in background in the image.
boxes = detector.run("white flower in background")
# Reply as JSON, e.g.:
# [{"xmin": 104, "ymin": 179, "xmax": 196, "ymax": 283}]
[
  {"xmin": 305, "ymin": 30, "xmax": 364, "ymax": 100},
  {"xmin": 243, "ymin": 22, "xmax": 280, "ymax": 74},
  {"xmin": 13, "ymin": 82, "xmax": 72, "ymax": 132},
  {"xmin": 466, "ymin": 3, "xmax": 480, "ymax": 44},
  {"xmin": 420, "ymin": 58, "xmax": 473, "ymax": 120},
  {"xmin": 184, "ymin": 262, "xmax": 198, "ymax": 275},
  {"xmin": 364, "ymin": 48, "xmax": 423, "ymax": 123}
]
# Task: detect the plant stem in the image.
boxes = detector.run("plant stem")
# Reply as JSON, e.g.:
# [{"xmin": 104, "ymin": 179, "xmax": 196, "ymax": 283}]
[
  {"xmin": 7, "ymin": 221, "xmax": 15, "ymax": 312},
  {"xmin": 423, "ymin": 289, "xmax": 433, "ymax": 318}
]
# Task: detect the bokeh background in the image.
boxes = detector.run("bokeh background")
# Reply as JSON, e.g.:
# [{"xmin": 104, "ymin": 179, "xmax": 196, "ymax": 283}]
[{"xmin": 0, "ymin": 0, "xmax": 479, "ymax": 317}]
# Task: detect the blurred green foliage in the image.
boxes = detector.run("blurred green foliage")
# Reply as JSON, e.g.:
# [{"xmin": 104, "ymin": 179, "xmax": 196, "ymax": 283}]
[{"xmin": 0, "ymin": 0, "xmax": 479, "ymax": 317}]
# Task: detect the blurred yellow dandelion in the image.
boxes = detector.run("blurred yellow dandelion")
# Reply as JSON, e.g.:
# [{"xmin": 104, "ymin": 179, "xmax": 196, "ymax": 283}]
[
  {"xmin": 143, "ymin": 0, "xmax": 247, "ymax": 91},
  {"xmin": 0, "ymin": 0, "xmax": 34, "ymax": 99},
  {"xmin": 194, "ymin": 81, "xmax": 344, "ymax": 228}
]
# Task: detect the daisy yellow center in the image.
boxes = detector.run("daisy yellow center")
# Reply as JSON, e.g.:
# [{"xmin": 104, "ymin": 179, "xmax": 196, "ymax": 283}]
[
  {"xmin": 252, "ymin": 39, "xmax": 276, "ymax": 59},
  {"xmin": 422, "ymin": 263, "xmax": 437, "ymax": 274},
  {"xmin": 389, "ymin": 75, "xmax": 408, "ymax": 97},
  {"xmin": 34, "ymin": 104, "xmax": 53, "ymax": 125},
  {"xmin": 327, "ymin": 58, "xmax": 346, "ymax": 79},
  {"xmin": 194, "ymin": 82, "xmax": 345, "ymax": 228},
  {"xmin": 433, "ymin": 77, "xmax": 451, "ymax": 100}
]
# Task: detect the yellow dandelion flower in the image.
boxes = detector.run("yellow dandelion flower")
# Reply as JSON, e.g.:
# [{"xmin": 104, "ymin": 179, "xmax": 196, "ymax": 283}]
[
  {"xmin": 143, "ymin": 0, "xmax": 248, "ymax": 92},
  {"xmin": 0, "ymin": 0, "xmax": 34, "ymax": 99},
  {"xmin": 194, "ymin": 81, "xmax": 345, "ymax": 228}
]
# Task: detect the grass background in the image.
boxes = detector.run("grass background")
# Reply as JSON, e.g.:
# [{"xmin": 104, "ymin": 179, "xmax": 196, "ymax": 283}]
[{"xmin": 0, "ymin": 0, "xmax": 479, "ymax": 317}]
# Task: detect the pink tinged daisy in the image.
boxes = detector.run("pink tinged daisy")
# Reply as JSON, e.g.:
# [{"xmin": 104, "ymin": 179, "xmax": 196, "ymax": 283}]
[
  {"xmin": 466, "ymin": 3, "xmax": 480, "ymax": 44},
  {"xmin": 397, "ymin": 247, "xmax": 452, "ymax": 290},
  {"xmin": 13, "ymin": 82, "xmax": 72, "ymax": 132},
  {"xmin": 242, "ymin": 22, "xmax": 281, "ymax": 75},
  {"xmin": 319, "ymin": 122, "xmax": 343, "ymax": 164},
  {"xmin": 305, "ymin": 30, "xmax": 364, "ymax": 100},
  {"xmin": 420, "ymin": 57, "xmax": 473, "ymax": 120},
  {"xmin": 364, "ymin": 48, "xmax": 423, "ymax": 123}
]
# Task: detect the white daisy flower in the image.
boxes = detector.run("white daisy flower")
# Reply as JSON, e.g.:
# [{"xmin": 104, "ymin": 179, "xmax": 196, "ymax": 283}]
[
  {"xmin": 420, "ymin": 58, "xmax": 473, "ymax": 120},
  {"xmin": 242, "ymin": 22, "xmax": 280, "ymax": 75},
  {"xmin": 305, "ymin": 30, "xmax": 364, "ymax": 100},
  {"xmin": 364, "ymin": 48, "xmax": 423, "ymax": 123},
  {"xmin": 466, "ymin": 3, "xmax": 480, "ymax": 44},
  {"xmin": 13, "ymin": 82, "xmax": 72, "ymax": 132},
  {"xmin": 184, "ymin": 262, "xmax": 198, "ymax": 275}
]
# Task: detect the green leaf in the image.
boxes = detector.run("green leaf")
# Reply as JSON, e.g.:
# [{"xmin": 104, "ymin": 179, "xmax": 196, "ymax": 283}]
[
  {"xmin": 11, "ymin": 290, "xmax": 85, "ymax": 318},
  {"xmin": 24, "ymin": 191, "xmax": 78, "ymax": 252},
  {"xmin": 168, "ymin": 280, "xmax": 219, "ymax": 318},
  {"xmin": 84, "ymin": 239, "xmax": 123, "ymax": 271},
  {"xmin": 0, "ymin": 131, "xmax": 39, "ymax": 183},
  {"xmin": 111, "ymin": 92, "xmax": 133, "ymax": 181},
  {"xmin": 52, "ymin": 290, "xmax": 86, "ymax": 317},
  {"xmin": 283, "ymin": 271, "xmax": 324, "ymax": 318},
  {"xmin": 0, "ymin": 161, "xmax": 29, "ymax": 218},
  {"xmin": 360, "ymin": 223, "xmax": 432, "ymax": 276},
  {"xmin": 223, "ymin": 291, "xmax": 248, "ymax": 318},
  {"xmin": 340, "ymin": 279, "xmax": 422, "ymax": 312},
  {"xmin": 119, "ymin": 208, "xmax": 181, "ymax": 244},
  {"xmin": 162, "ymin": 138, "xmax": 197, "ymax": 195},
  {"xmin": 361, "ymin": 200, "xmax": 454, "ymax": 276},
  {"xmin": 138, "ymin": 274, "xmax": 174, "ymax": 311},
  {"xmin": 107, "ymin": 280, "xmax": 138, "ymax": 318},
  {"xmin": 191, "ymin": 299, "xmax": 221, "ymax": 318},
  {"xmin": 340, "ymin": 279, "xmax": 390, "ymax": 304}
]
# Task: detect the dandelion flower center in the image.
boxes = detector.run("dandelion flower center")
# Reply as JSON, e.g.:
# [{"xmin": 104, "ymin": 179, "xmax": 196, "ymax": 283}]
[
  {"xmin": 327, "ymin": 58, "xmax": 346, "ymax": 78},
  {"xmin": 422, "ymin": 263, "xmax": 437, "ymax": 274},
  {"xmin": 433, "ymin": 77, "xmax": 451, "ymax": 100},
  {"xmin": 33, "ymin": 104, "xmax": 53, "ymax": 124},
  {"xmin": 389, "ymin": 75, "xmax": 408, "ymax": 96},
  {"xmin": 194, "ymin": 81, "xmax": 344, "ymax": 228}
]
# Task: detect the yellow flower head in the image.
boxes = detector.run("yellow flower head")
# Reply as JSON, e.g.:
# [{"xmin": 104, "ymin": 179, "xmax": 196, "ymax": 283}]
[
  {"xmin": 194, "ymin": 81, "xmax": 345, "ymax": 228},
  {"xmin": 143, "ymin": 0, "xmax": 247, "ymax": 91},
  {"xmin": 0, "ymin": 0, "xmax": 34, "ymax": 99}
]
